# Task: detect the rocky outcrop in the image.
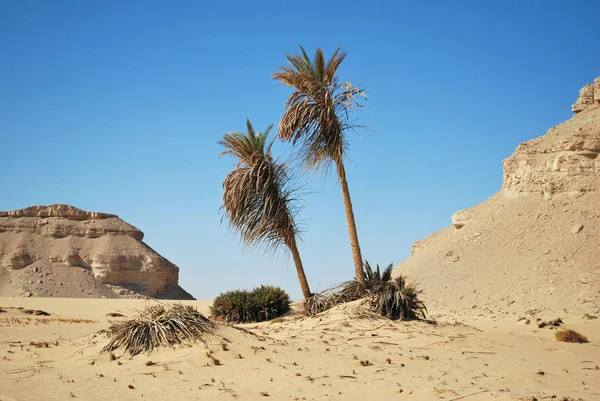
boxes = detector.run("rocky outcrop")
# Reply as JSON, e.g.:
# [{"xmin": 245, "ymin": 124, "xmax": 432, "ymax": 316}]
[
  {"xmin": 503, "ymin": 79, "xmax": 600, "ymax": 196},
  {"xmin": 451, "ymin": 209, "xmax": 472, "ymax": 229},
  {"xmin": 0, "ymin": 205, "xmax": 144, "ymax": 240},
  {"xmin": 0, "ymin": 205, "xmax": 116, "ymax": 220},
  {"xmin": 572, "ymin": 78, "xmax": 600, "ymax": 113},
  {"xmin": 0, "ymin": 205, "xmax": 193, "ymax": 299}
]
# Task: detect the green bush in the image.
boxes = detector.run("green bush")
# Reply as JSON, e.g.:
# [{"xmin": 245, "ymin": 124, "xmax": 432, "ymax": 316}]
[
  {"xmin": 210, "ymin": 285, "xmax": 290, "ymax": 323},
  {"xmin": 363, "ymin": 261, "xmax": 393, "ymax": 288},
  {"xmin": 210, "ymin": 289, "xmax": 254, "ymax": 323},
  {"xmin": 251, "ymin": 285, "xmax": 291, "ymax": 321}
]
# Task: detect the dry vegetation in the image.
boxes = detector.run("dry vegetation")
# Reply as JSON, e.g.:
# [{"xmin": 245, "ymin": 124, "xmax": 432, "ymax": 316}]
[
  {"xmin": 304, "ymin": 263, "xmax": 427, "ymax": 321},
  {"xmin": 555, "ymin": 329, "xmax": 588, "ymax": 343},
  {"xmin": 102, "ymin": 304, "xmax": 216, "ymax": 356}
]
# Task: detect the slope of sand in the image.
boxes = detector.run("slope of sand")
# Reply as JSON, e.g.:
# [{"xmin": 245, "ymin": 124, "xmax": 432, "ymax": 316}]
[
  {"xmin": 396, "ymin": 191, "xmax": 600, "ymax": 321},
  {"xmin": 1, "ymin": 297, "xmax": 598, "ymax": 401}
]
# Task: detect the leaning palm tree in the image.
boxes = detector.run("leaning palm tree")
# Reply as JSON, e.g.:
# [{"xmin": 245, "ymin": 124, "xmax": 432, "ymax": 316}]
[
  {"xmin": 273, "ymin": 46, "xmax": 368, "ymax": 287},
  {"xmin": 218, "ymin": 119, "xmax": 312, "ymax": 299}
]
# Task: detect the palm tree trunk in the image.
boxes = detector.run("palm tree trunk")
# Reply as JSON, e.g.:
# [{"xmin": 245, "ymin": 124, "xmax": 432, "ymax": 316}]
[
  {"xmin": 286, "ymin": 235, "xmax": 312, "ymax": 299},
  {"xmin": 335, "ymin": 160, "xmax": 366, "ymax": 288}
]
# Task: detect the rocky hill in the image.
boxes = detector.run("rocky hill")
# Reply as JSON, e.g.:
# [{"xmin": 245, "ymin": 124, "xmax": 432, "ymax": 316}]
[
  {"xmin": 0, "ymin": 204, "xmax": 193, "ymax": 299},
  {"xmin": 395, "ymin": 78, "xmax": 600, "ymax": 321}
]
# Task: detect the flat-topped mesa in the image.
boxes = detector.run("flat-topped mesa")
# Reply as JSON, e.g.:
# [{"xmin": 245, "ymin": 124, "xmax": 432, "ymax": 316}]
[
  {"xmin": 0, "ymin": 205, "xmax": 143, "ymax": 240},
  {"xmin": 0, "ymin": 204, "xmax": 193, "ymax": 299},
  {"xmin": 502, "ymin": 76, "xmax": 600, "ymax": 196},
  {"xmin": 0, "ymin": 204, "xmax": 116, "ymax": 220},
  {"xmin": 572, "ymin": 77, "xmax": 600, "ymax": 113}
]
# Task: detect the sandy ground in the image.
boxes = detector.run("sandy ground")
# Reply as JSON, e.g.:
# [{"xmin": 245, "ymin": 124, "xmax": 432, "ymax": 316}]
[{"xmin": 1, "ymin": 297, "xmax": 599, "ymax": 401}]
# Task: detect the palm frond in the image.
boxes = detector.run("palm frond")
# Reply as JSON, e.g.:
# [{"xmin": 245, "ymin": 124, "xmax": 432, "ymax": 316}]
[{"xmin": 219, "ymin": 120, "xmax": 302, "ymax": 253}]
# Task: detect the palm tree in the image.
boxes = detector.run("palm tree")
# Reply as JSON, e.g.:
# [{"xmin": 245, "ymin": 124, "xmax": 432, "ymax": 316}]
[
  {"xmin": 273, "ymin": 46, "xmax": 368, "ymax": 287},
  {"xmin": 218, "ymin": 119, "xmax": 312, "ymax": 299}
]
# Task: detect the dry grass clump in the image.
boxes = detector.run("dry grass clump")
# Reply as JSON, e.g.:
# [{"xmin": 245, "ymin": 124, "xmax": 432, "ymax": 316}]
[
  {"xmin": 555, "ymin": 329, "xmax": 588, "ymax": 343},
  {"xmin": 101, "ymin": 304, "xmax": 216, "ymax": 356}
]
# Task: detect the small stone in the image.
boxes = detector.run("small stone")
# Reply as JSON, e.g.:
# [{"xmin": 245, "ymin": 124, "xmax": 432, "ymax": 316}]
[
  {"xmin": 33, "ymin": 267, "xmax": 39, "ymax": 273},
  {"xmin": 37, "ymin": 280, "xmax": 43, "ymax": 284},
  {"xmin": 571, "ymin": 224, "xmax": 584, "ymax": 234}
]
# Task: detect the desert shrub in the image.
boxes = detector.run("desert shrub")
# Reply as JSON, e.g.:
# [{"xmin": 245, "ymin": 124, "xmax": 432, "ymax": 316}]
[
  {"xmin": 251, "ymin": 285, "xmax": 290, "ymax": 321},
  {"xmin": 102, "ymin": 304, "xmax": 215, "ymax": 356},
  {"xmin": 304, "ymin": 261, "xmax": 427, "ymax": 321},
  {"xmin": 555, "ymin": 329, "xmax": 588, "ymax": 343},
  {"xmin": 210, "ymin": 289, "xmax": 255, "ymax": 323},
  {"xmin": 371, "ymin": 276, "xmax": 427, "ymax": 320},
  {"xmin": 211, "ymin": 285, "xmax": 290, "ymax": 323}
]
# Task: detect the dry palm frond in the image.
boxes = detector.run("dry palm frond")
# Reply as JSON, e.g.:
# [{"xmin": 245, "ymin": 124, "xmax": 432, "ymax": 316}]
[
  {"xmin": 101, "ymin": 304, "xmax": 216, "ymax": 356},
  {"xmin": 273, "ymin": 46, "xmax": 367, "ymax": 175},
  {"xmin": 303, "ymin": 280, "xmax": 367, "ymax": 316}
]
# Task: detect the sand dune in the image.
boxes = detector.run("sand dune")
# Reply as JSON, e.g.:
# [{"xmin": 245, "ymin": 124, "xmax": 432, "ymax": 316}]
[{"xmin": 1, "ymin": 297, "xmax": 598, "ymax": 401}]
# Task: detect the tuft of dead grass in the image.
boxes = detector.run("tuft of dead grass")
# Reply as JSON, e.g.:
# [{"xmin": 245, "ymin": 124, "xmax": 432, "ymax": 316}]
[
  {"xmin": 555, "ymin": 329, "xmax": 588, "ymax": 343},
  {"xmin": 101, "ymin": 304, "xmax": 216, "ymax": 356}
]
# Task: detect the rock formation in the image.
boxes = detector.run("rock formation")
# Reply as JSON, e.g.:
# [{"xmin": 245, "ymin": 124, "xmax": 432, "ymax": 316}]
[
  {"xmin": 572, "ymin": 77, "xmax": 600, "ymax": 113},
  {"xmin": 0, "ymin": 205, "xmax": 193, "ymax": 299},
  {"xmin": 395, "ymin": 77, "xmax": 600, "ymax": 320},
  {"xmin": 504, "ymin": 80, "xmax": 600, "ymax": 196}
]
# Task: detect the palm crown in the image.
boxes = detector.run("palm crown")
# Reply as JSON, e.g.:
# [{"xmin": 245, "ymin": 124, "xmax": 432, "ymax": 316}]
[
  {"xmin": 219, "ymin": 120, "xmax": 299, "ymax": 251},
  {"xmin": 273, "ymin": 46, "xmax": 367, "ymax": 173}
]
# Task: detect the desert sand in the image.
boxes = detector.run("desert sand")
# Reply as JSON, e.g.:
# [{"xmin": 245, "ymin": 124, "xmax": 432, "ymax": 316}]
[{"xmin": 1, "ymin": 297, "xmax": 598, "ymax": 401}]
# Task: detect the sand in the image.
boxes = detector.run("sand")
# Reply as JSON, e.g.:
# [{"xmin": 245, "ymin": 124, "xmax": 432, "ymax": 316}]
[
  {"xmin": 397, "ymin": 191, "xmax": 600, "ymax": 322},
  {"xmin": 1, "ymin": 297, "xmax": 598, "ymax": 401}
]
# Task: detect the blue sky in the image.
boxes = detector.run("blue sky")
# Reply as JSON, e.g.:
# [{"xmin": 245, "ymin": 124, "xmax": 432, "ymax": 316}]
[{"xmin": 1, "ymin": 1, "xmax": 599, "ymax": 300}]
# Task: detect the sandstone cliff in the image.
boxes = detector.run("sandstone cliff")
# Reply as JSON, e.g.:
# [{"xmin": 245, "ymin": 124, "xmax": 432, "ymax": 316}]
[
  {"xmin": 395, "ymin": 78, "xmax": 600, "ymax": 320},
  {"xmin": 0, "ymin": 205, "xmax": 193, "ymax": 299}
]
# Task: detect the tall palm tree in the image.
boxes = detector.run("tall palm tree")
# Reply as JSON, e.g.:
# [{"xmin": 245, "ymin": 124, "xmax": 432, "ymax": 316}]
[
  {"xmin": 273, "ymin": 46, "xmax": 368, "ymax": 288},
  {"xmin": 218, "ymin": 119, "xmax": 312, "ymax": 299}
]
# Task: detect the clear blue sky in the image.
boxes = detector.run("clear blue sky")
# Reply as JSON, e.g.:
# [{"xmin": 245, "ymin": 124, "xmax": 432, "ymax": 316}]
[{"xmin": 1, "ymin": 1, "xmax": 598, "ymax": 300}]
